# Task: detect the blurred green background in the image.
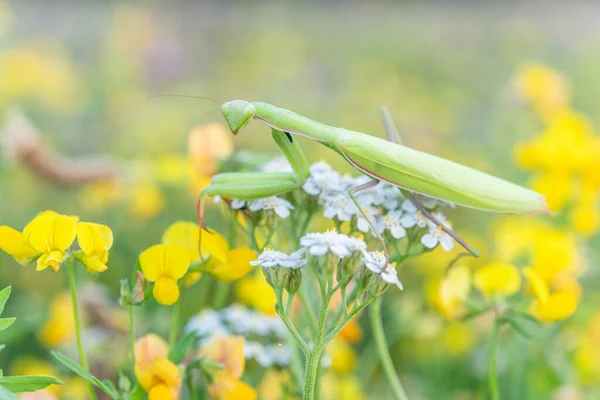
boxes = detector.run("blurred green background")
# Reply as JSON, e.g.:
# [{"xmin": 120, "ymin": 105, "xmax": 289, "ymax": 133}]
[{"xmin": 1, "ymin": 1, "xmax": 600, "ymax": 399}]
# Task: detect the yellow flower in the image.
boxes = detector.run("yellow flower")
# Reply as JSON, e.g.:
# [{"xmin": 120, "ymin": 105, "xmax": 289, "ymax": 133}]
[
  {"xmin": 570, "ymin": 191, "xmax": 600, "ymax": 236},
  {"xmin": 514, "ymin": 63, "xmax": 569, "ymax": 119},
  {"xmin": 161, "ymin": 221, "xmax": 201, "ymax": 264},
  {"xmin": 38, "ymin": 292, "xmax": 75, "ymax": 348},
  {"xmin": 321, "ymin": 373, "xmax": 365, "ymax": 400},
  {"xmin": 188, "ymin": 123, "xmax": 233, "ymax": 176},
  {"xmin": 134, "ymin": 334, "xmax": 180, "ymax": 399},
  {"xmin": 75, "ymin": 222, "xmax": 113, "ymax": 273},
  {"xmin": 199, "ymin": 336, "xmax": 256, "ymax": 400},
  {"xmin": 530, "ymin": 172, "xmax": 572, "ymax": 213},
  {"xmin": 130, "ymin": 181, "xmax": 165, "ymax": 220},
  {"xmin": 25, "ymin": 211, "xmax": 78, "ymax": 272},
  {"xmin": 339, "ymin": 318, "xmax": 363, "ymax": 344},
  {"xmin": 530, "ymin": 229, "xmax": 579, "ymax": 283},
  {"xmin": 328, "ymin": 339, "xmax": 357, "ymax": 374},
  {"xmin": 524, "ymin": 268, "xmax": 577, "ymax": 323},
  {"xmin": 473, "ymin": 263, "xmax": 520, "ymax": 297},
  {"xmin": 236, "ymin": 271, "xmax": 277, "ymax": 315},
  {"xmin": 201, "ymin": 229, "xmax": 256, "ymax": 282},
  {"xmin": 441, "ymin": 322, "xmax": 475, "ymax": 356},
  {"xmin": 258, "ymin": 370, "xmax": 295, "ymax": 400},
  {"xmin": 139, "ymin": 244, "xmax": 190, "ymax": 305},
  {"xmin": 0, "ymin": 224, "xmax": 40, "ymax": 265},
  {"xmin": 427, "ymin": 265, "xmax": 471, "ymax": 319}
]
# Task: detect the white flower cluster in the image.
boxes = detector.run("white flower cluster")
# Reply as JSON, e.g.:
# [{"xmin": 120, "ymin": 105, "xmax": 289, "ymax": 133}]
[
  {"xmin": 362, "ymin": 251, "xmax": 403, "ymax": 290},
  {"xmin": 303, "ymin": 162, "xmax": 455, "ymax": 252},
  {"xmin": 185, "ymin": 305, "xmax": 291, "ymax": 368},
  {"xmin": 300, "ymin": 230, "xmax": 366, "ymax": 258},
  {"xmin": 250, "ymin": 248, "xmax": 306, "ymax": 269}
]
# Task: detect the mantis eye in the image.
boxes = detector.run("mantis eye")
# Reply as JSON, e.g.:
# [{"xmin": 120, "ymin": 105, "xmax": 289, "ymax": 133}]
[{"xmin": 221, "ymin": 100, "xmax": 256, "ymax": 134}]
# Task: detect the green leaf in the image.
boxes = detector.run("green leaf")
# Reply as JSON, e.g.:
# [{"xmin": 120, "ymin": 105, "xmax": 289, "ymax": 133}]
[
  {"xmin": 0, "ymin": 385, "xmax": 19, "ymax": 399},
  {"xmin": 121, "ymin": 383, "xmax": 146, "ymax": 400},
  {"xmin": 0, "ymin": 318, "xmax": 15, "ymax": 331},
  {"xmin": 500, "ymin": 316, "xmax": 535, "ymax": 340},
  {"xmin": 169, "ymin": 332, "xmax": 196, "ymax": 363},
  {"xmin": 0, "ymin": 375, "xmax": 63, "ymax": 392},
  {"xmin": 0, "ymin": 286, "xmax": 11, "ymax": 315},
  {"xmin": 50, "ymin": 351, "xmax": 119, "ymax": 399}
]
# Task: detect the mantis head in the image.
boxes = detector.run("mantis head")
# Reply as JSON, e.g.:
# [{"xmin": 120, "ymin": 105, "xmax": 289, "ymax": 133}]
[{"xmin": 222, "ymin": 100, "xmax": 256, "ymax": 134}]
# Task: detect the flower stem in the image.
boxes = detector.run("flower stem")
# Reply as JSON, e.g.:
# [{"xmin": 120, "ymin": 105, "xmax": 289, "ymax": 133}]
[
  {"xmin": 129, "ymin": 305, "xmax": 135, "ymax": 370},
  {"xmin": 371, "ymin": 297, "xmax": 409, "ymax": 400},
  {"xmin": 169, "ymin": 299, "xmax": 180, "ymax": 349},
  {"xmin": 67, "ymin": 260, "xmax": 97, "ymax": 400},
  {"xmin": 488, "ymin": 319, "xmax": 501, "ymax": 400},
  {"xmin": 302, "ymin": 282, "xmax": 329, "ymax": 400}
]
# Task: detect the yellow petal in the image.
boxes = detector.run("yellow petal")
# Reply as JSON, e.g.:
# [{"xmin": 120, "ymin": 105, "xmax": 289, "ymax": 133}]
[
  {"xmin": 523, "ymin": 268, "xmax": 549, "ymax": 304},
  {"xmin": 0, "ymin": 226, "xmax": 40, "ymax": 264},
  {"xmin": 139, "ymin": 244, "xmax": 190, "ymax": 282},
  {"xmin": 81, "ymin": 254, "xmax": 108, "ymax": 273},
  {"xmin": 161, "ymin": 221, "xmax": 200, "ymax": 263},
  {"xmin": 209, "ymin": 375, "xmax": 257, "ymax": 400},
  {"xmin": 530, "ymin": 292, "xmax": 578, "ymax": 323},
  {"xmin": 36, "ymin": 251, "xmax": 63, "ymax": 272},
  {"xmin": 77, "ymin": 222, "xmax": 113, "ymax": 255},
  {"xmin": 150, "ymin": 357, "xmax": 180, "ymax": 388},
  {"xmin": 473, "ymin": 263, "xmax": 521, "ymax": 297},
  {"xmin": 153, "ymin": 277, "xmax": 179, "ymax": 306},
  {"xmin": 208, "ymin": 247, "xmax": 256, "ymax": 282},
  {"xmin": 149, "ymin": 383, "xmax": 177, "ymax": 400},
  {"xmin": 135, "ymin": 333, "xmax": 169, "ymax": 364},
  {"xmin": 199, "ymin": 336, "xmax": 245, "ymax": 379},
  {"xmin": 134, "ymin": 362, "xmax": 156, "ymax": 392},
  {"xmin": 200, "ymin": 229, "xmax": 229, "ymax": 265},
  {"xmin": 28, "ymin": 214, "xmax": 78, "ymax": 253}
]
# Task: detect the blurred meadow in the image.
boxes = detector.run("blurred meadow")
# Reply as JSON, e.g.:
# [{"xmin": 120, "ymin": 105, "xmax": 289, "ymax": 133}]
[{"xmin": 1, "ymin": 1, "xmax": 600, "ymax": 399}]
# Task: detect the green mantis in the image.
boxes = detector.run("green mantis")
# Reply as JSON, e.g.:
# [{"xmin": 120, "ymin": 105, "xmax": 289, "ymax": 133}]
[{"xmin": 199, "ymin": 100, "xmax": 548, "ymax": 257}]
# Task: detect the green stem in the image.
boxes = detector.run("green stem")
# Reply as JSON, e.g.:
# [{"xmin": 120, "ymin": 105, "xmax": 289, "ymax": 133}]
[
  {"xmin": 302, "ymin": 282, "xmax": 329, "ymax": 400},
  {"xmin": 129, "ymin": 305, "xmax": 135, "ymax": 370},
  {"xmin": 276, "ymin": 292, "xmax": 309, "ymax": 355},
  {"xmin": 67, "ymin": 260, "xmax": 97, "ymax": 400},
  {"xmin": 211, "ymin": 282, "xmax": 230, "ymax": 310},
  {"xmin": 324, "ymin": 297, "xmax": 372, "ymax": 343},
  {"xmin": 488, "ymin": 319, "xmax": 501, "ymax": 400},
  {"xmin": 169, "ymin": 300, "xmax": 180, "ymax": 349},
  {"xmin": 371, "ymin": 297, "xmax": 409, "ymax": 400}
]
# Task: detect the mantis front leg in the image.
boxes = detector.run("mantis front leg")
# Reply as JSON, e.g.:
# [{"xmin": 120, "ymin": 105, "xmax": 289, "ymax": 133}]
[{"xmin": 198, "ymin": 128, "xmax": 310, "ymax": 228}]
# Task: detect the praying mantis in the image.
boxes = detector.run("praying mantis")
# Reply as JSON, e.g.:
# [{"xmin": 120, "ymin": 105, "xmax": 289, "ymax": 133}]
[{"xmin": 198, "ymin": 100, "xmax": 548, "ymax": 258}]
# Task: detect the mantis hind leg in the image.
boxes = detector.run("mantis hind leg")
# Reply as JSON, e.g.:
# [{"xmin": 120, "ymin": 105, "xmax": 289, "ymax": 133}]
[{"xmin": 379, "ymin": 106, "xmax": 479, "ymax": 258}]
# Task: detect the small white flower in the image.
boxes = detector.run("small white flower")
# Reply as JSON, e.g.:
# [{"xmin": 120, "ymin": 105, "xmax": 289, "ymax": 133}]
[
  {"xmin": 322, "ymin": 193, "xmax": 355, "ymax": 221},
  {"xmin": 231, "ymin": 198, "xmax": 247, "ymax": 209},
  {"xmin": 421, "ymin": 225, "xmax": 455, "ymax": 252},
  {"xmin": 356, "ymin": 206, "xmax": 379, "ymax": 233},
  {"xmin": 343, "ymin": 236, "xmax": 367, "ymax": 254},
  {"xmin": 401, "ymin": 199, "xmax": 418, "ymax": 213},
  {"xmin": 378, "ymin": 210, "xmax": 406, "ymax": 239},
  {"xmin": 399, "ymin": 209, "xmax": 429, "ymax": 228},
  {"xmin": 361, "ymin": 251, "xmax": 403, "ymax": 290},
  {"xmin": 249, "ymin": 196, "xmax": 294, "ymax": 219},
  {"xmin": 250, "ymin": 248, "xmax": 306, "ymax": 269},
  {"xmin": 378, "ymin": 183, "xmax": 405, "ymax": 210},
  {"xmin": 301, "ymin": 231, "xmax": 358, "ymax": 258},
  {"xmin": 267, "ymin": 344, "xmax": 292, "ymax": 366},
  {"xmin": 185, "ymin": 310, "xmax": 228, "ymax": 338},
  {"xmin": 260, "ymin": 157, "xmax": 293, "ymax": 173},
  {"xmin": 303, "ymin": 162, "xmax": 346, "ymax": 196}
]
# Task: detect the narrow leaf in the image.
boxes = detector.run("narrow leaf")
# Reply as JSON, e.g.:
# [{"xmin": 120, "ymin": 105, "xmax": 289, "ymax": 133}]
[
  {"xmin": 0, "ymin": 318, "xmax": 16, "ymax": 331},
  {"xmin": 0, "ymin": 385, "xmax": 19, "ymax": 399},
  {"xmin": 0, "ymin": 375, "xmax": 63, "ymax": 392},
  {"xmin": 0, "ymin": 286, "xmax": 11, "ymax": 315},
  {"xmin": 50, "ymin": 351, "xmax": 118, "ymax": 399},
  {"xmin": 169, "ymin": 332, "xmax": 196, "ymax": 363}
]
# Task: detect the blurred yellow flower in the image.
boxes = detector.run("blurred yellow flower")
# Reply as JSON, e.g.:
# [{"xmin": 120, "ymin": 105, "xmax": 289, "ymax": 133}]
[
  {"xmin": 188, "ymin": 123, "xmax": 234, "ymax": 176},
  {"xmin": 514, "ymin": 63, "xmax": 569, "ymax": 119},
  {"xmin": 570, "ymin": 191, "xmax": 600, "ymax": 236},
  {"xmin": 38, "ymin": 292, "xmax": 75, "ymax": 348},
  {"xmin": 140, "ymin": 244, "xmax": 190, "ymax": 305},
  {"xmin": 199, "ymin": 336, "xmax": 257, "ymax": 400},
  {"xmin": 134, "ymin": 333, "xmax": 180, "ymax": 400},
  {"xmin": 530, "ymin": 172, "xmax": 572, "ymax": 213},
  {"xmin": 328, "ymin": 339, "xmax": 357, "ymax": 374},
  {"xmin": 11, "ymin": 357, "xmax": 60, "ymax": 394},
  {"xmin": 530, "ymin": 229, "xmax": 579, "ymax": 284},
  {"xmin": 339, "ymin": 318, "xmax": 363, "ymax": 344},
  {"xmin": 441, "ymin": 322, "xmax": 475, "ymax": 356},
  {"xmin": 427, "ymin": 265, "xmax": 471, "ymax": 319},
  {"xmin": 574, "ymin": 336, "xmax": 600, "ymax": 385},
  {"xmin": 75, "ymin": 222, "xmax": 113, "ymax": 273},
  {"xmin": 524, "ymin": 268, "xmax": 577, "ymax": 323},
  {"xmin": 473, "ymin": 263, "xmax": 520, "ymax": 297},
  {"xmin": 321, "ymin": 373, "xmax": 365, "ymax": 400},
  {"xmin": 26, "ymin": 211, "xmax": 78, "ymax": 272},
  {"xmin": 258, "ymin": 370, "xmax": 295, "ymax": 400},
  {"xmin": 236, "ymin": 270, "xmax": 276, "ymax": 315},
  {"xmin": 201, "ymin": 229, "xmax": 256, "ymax": 282},
  {"xmin": 130, "ymin": 182, "xmax": 165, "ymax": 220}
]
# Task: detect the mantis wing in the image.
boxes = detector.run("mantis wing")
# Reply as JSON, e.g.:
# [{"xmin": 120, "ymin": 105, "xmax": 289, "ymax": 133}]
[{"xmin": 335, "ymin": 129, "xmax": 548, "ymax": 214}]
